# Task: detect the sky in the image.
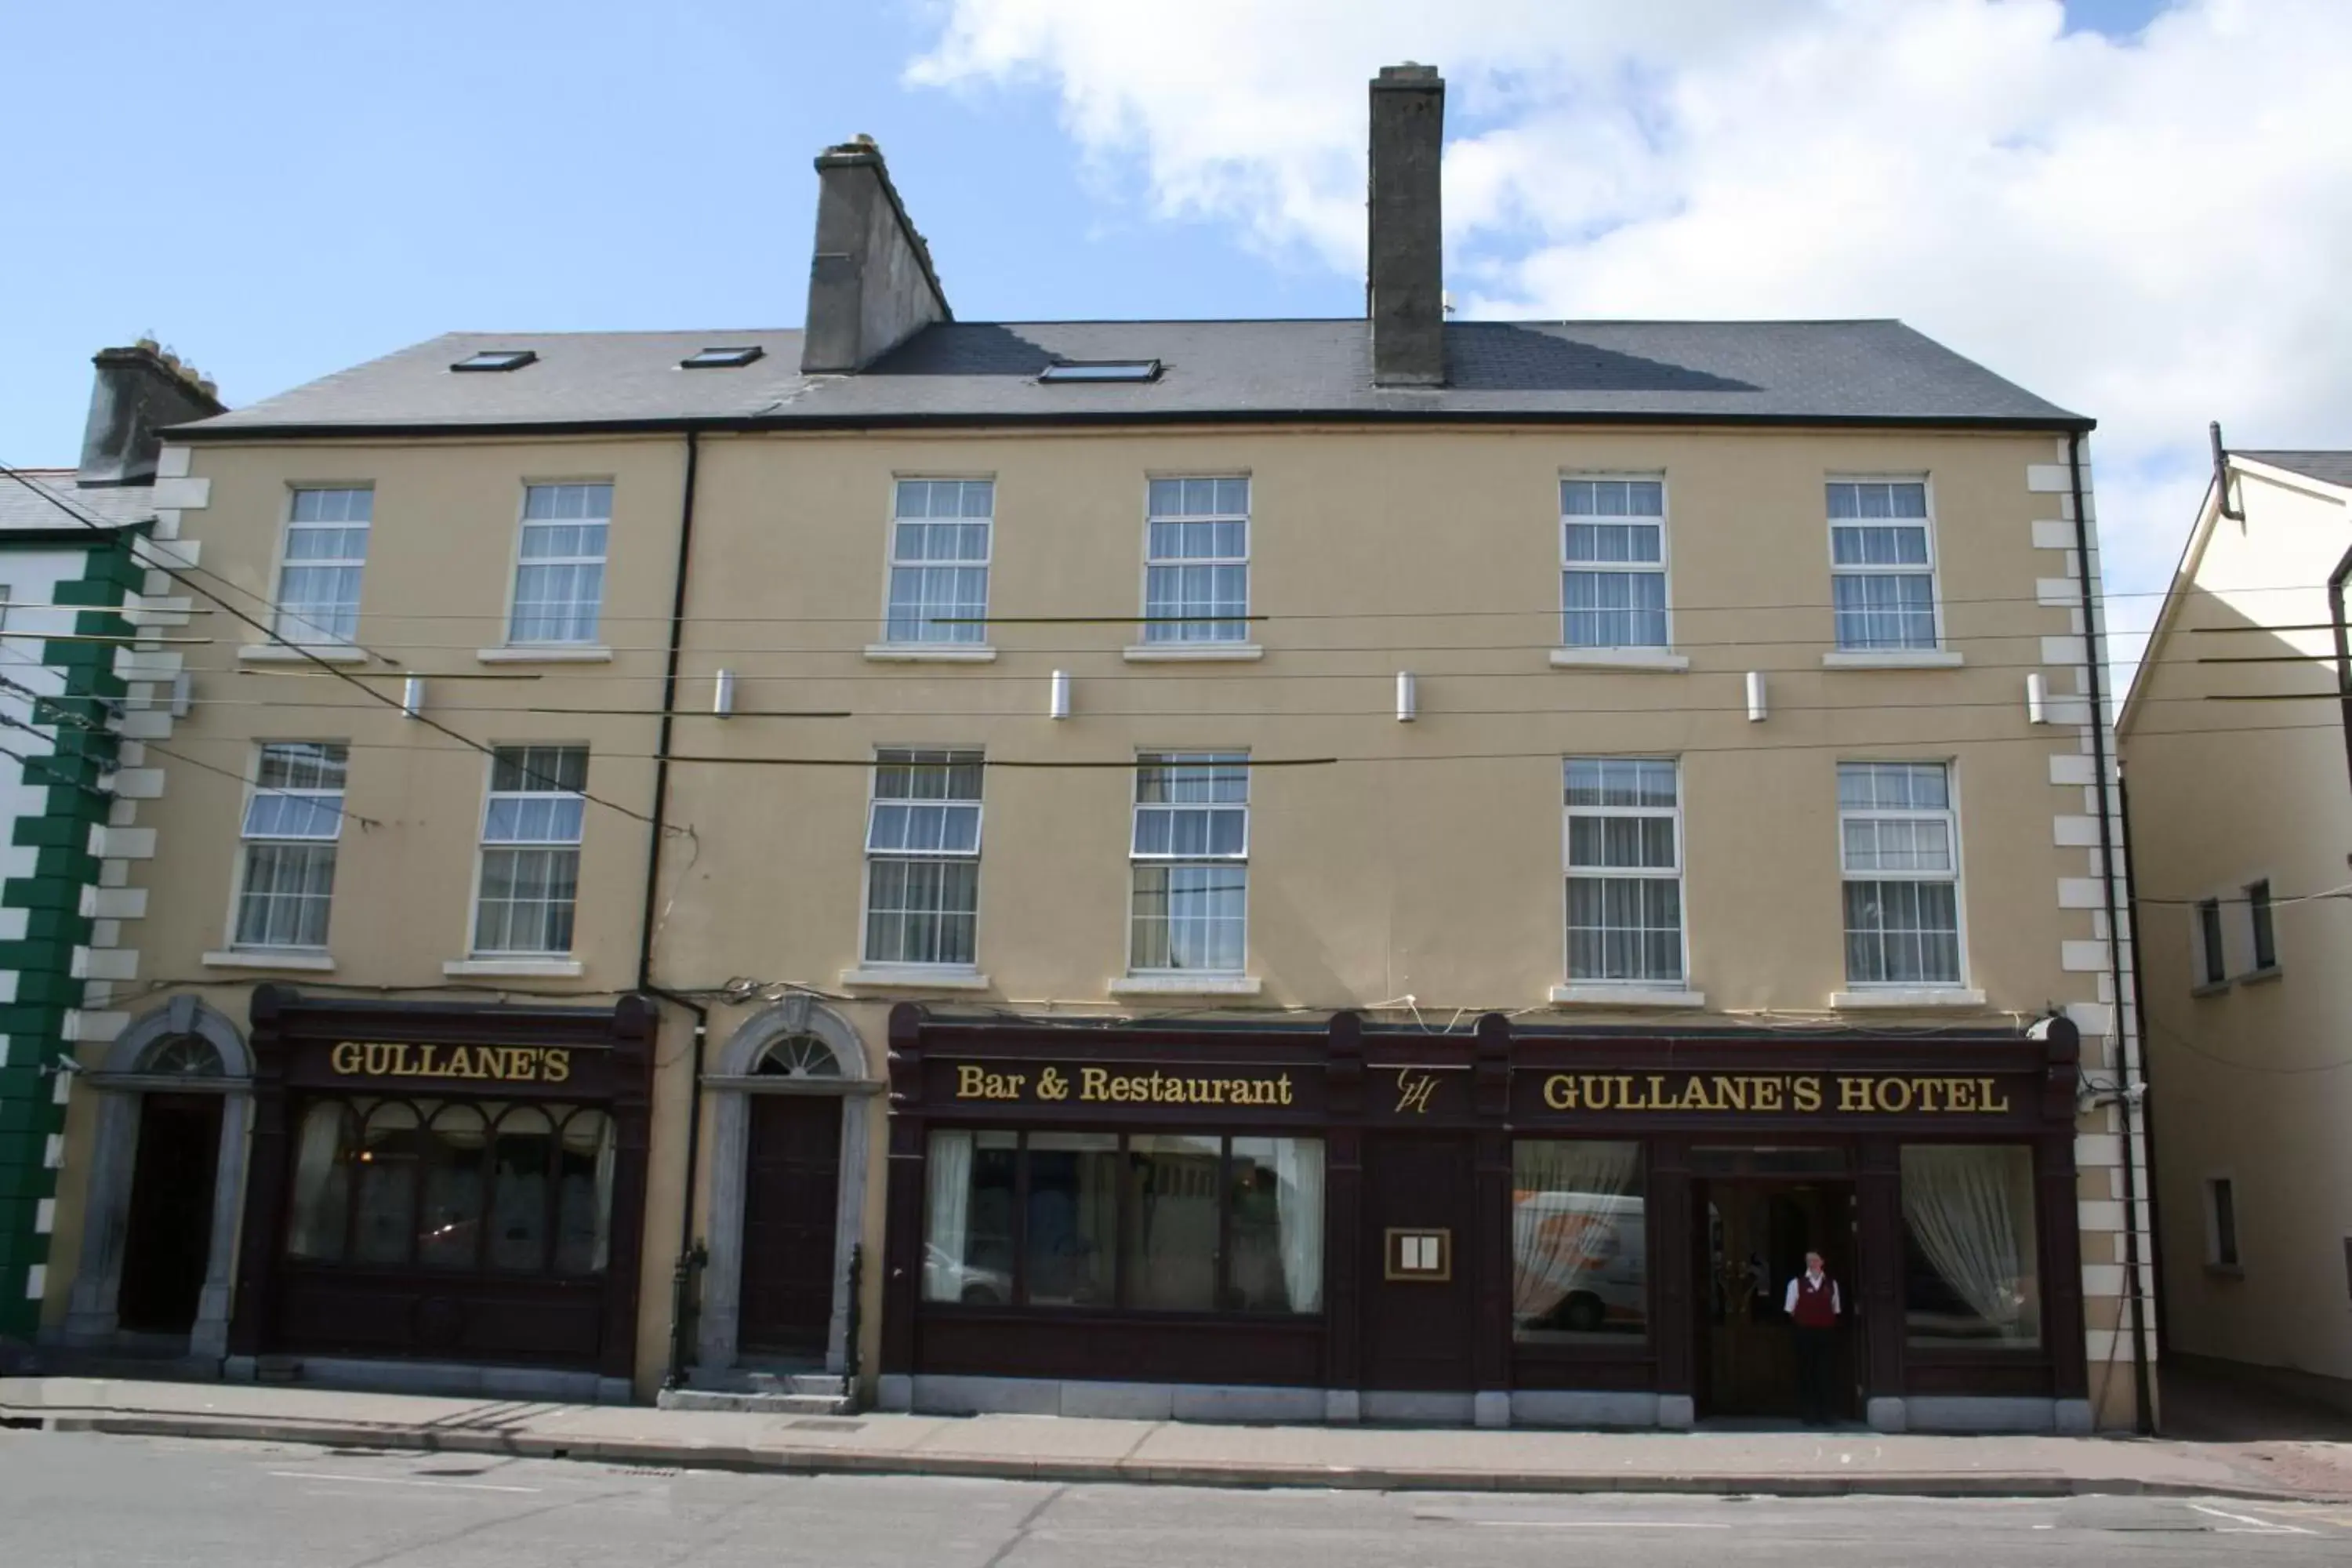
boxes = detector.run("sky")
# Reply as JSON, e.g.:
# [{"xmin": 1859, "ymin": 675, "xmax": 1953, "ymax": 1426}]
[{"xmin": 4, "ymin": 0, "xmax": 2343, "ymax": 679}]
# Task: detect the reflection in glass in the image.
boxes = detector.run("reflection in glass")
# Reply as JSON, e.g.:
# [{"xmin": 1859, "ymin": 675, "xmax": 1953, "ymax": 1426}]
[
  {"xmin": 554, "ymin": 1109, "xmax": 615, "ymax": 1275},
  {"xmin": 1228, "ymin": 1138, "xmax": 1322, "ymax": 1312},
  {"xmin": 1024, "ymin": 1132, "xmax": 1118, "ymax": 1305},
  {"xmin": 1901, "ymin": 1144, "xmax": 2041, "ymax": 1347},
  {"xmin": 924, "ymin": 1130, "xmax": 1017, "ymax": 1303},
  {"xmin": 488, "ymin": 1105, "xmax": 554, "ymax": 1272},
  {"xmin": 1512, "ymin": 1141, "xmax": 1647, "ymax": 1343},
  {"xmin": 286, "ymin": 1101, "xmax": 356, "ymax": 1261},
  {"xmin": 352, "ymin": 1102, "xmax": 421, "ymax": 1265},
  {"xmin": 1124, "ymin": 1134, "xmax": 1222, "ymax": 1311},
  {"xmin": 416, "ymin": 1104, "xmax": 488, "ymax": 1268}
]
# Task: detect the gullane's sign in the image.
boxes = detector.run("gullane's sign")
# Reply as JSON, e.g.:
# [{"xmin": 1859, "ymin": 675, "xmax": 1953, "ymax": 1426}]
[{"xmin": 1534, "ymin": 1071, "xmax": 2013, "ymax": 1115}]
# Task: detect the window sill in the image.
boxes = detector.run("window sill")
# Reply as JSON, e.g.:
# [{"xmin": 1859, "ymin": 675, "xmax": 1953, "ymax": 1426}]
[
  {"xmin": 1109, "ymin": 975, "xmax": 1263, "ymax": 997},
  {"xmin": 476, "ymin": 645, "xmax": 613, "ymax": 664},
  {"xmin": 203, "ymin": 949, "xmax": 336, "ymax": 972},
  {"xmin": 1821, "ymin": 648, "xmax": 1965, "ymax": 670},
  {"xmin": 2190, "ymin": 978, "xmax": 2234, "ymax": 999},
  {"xmin": 1549, "ymin": 985, "xmax": 1707, "ymax": 1009},
  {"xmin": 2238, "ymin": 965, "xmax": 2284, "ymax": 987},
  {"xmin": 1828, "ymin": 987, "xmax": 1987, "ymax": 1010},
  {"xmin": 862, "ymin": 644, "xmax": 999, "ymax": 663},
  {"xmin": 238, "ymin": 642, "xmax": 368, "ymax": 664},
  {"xmin": 1122, "ymin": 643, "xmax": 1264, "ymax": 663},
  {"xmin": 1548, "ymin": 648, "xmax": 1690, "ymax": 673},
  {"xmin": 838, "ymin": 966, "xmax": 992, "ymax": 993},
  {"xmin": 442, "ymin": 957, "xmax": 585, "ymax": 978}
]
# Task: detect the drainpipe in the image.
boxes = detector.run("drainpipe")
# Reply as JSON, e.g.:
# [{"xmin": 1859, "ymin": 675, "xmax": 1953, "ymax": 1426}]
[
  {"xmin": 2327, "ymin": 543, "xmax": 2352, "ymax": 801},
  {"xmin": 640, "ymin": 430, "xmax": 710, "ymax": 1392},
  {"xmin": 2209, "ymin": 421, "xmax": 2244, "ymax": 523},
  {"xmin": 2069, "ymin": 431, "xmax": 2154, "ymax": 1434}
]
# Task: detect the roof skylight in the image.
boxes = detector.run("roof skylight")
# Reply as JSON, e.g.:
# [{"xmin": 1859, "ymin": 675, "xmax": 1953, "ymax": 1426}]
[
  {"xmin": 451, "ymin": 350, "xmax": 538, "ymax": 372},
  {"xmin": 681, "ymin": 346, "xmax": 765, "ymax": 368},
  {"xmin": 1038, "ymin": 359, "xmax": 1162, "ymax": 384}
]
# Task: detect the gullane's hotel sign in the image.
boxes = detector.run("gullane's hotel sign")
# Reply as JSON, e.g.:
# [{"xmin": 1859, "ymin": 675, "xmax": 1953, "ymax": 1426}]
[{"xmin": 1535, "ymin": 1071, "xmax": 2013, "ymax": 1115}]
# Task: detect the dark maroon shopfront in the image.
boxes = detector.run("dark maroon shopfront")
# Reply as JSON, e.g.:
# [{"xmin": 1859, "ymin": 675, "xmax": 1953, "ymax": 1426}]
[{"xmin": 880, "ymin": 1006, "xmax": 2090, "ymax": 1428}]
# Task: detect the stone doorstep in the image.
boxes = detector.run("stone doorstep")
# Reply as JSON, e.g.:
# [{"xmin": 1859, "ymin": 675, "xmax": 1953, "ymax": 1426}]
[
  {"xmin": 1, "ymin": 1408, "xmax": 2337, "ymax": 1504},
  {"xmin": 657, "ymin": 1388, "xmax": 855, "ymax": 1417}
]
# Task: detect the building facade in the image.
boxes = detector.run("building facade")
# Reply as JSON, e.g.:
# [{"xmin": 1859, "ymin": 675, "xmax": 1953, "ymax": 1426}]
[
  {"xmin": 34, "ymin": 67, "xmax": 2152, "ymax": 1429},
  {"xmin": 0, "ymin": 345, "xmax": 221, "ymax": 1359},
  {"xmin": 2119, "ymin": 442, "xmax": 2352, "ymax": 1414}
]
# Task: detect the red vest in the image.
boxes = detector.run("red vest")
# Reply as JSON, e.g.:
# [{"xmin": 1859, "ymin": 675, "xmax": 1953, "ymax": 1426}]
[{"xmin": 1791, "ymin": 1272, "xmax": 1839, "ymax": 1328}]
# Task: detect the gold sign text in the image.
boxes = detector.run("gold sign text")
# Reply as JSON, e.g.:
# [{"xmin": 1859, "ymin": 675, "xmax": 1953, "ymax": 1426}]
[
  {"xmin": 1539, "ymin": 1072, "xmax": 2010, "ymax": 1115},
  {"xmin": 329, "ymin": 1041, "xmax": 572, "ymax": 1083},
  {"xmin": 954, "ymin": 1063, "xmax": 1294, "ymax": 1107}
]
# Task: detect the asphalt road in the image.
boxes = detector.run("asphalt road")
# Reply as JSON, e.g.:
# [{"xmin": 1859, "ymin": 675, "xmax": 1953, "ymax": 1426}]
[{"xmin": 5, "ymin": 1431, "xmax": 2350, "ymax": 1566}]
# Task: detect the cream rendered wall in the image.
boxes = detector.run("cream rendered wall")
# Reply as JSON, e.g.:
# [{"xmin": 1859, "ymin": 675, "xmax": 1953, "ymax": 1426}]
[
  {"xmin": 49, "ymin": 420, "xmax": 2136, "ymax": 1410},
  {"xmin": 2124, "ymin": 463, "xmax": 2352, "ymax": 1391}
]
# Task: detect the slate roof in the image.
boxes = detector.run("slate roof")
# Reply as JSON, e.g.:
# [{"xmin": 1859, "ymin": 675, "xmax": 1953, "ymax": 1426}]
[
  {"xmin": 0, "ymin": 467, "xmax": 154, "ymax": 533},
  {"xmin": 2238, "ymin": 450, "xmax": 2352, "ymax": 490},
  {"xmin": 176, "ymin": 318, "xmax": 2087, "ymax": 439}
]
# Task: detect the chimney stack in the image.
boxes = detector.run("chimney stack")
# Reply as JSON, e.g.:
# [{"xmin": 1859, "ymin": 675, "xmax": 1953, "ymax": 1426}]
[
  {"xmin": 800, "ymin": 136, "xmax": 953, "ymax": 374},
  {"xmin": 76, "ymin": 341, "xmax": 224, "ymax": 487},
  {"xmin": 1367, "ymin": 64, "xmax": 1446, "ymax": 387}
]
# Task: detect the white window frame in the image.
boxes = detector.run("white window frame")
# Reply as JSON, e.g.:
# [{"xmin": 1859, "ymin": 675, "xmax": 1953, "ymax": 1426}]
[
  {"xmin": 270, "ymin": 485, "xmax": 373, "ymax": 644},
  {"xmin": 1141, "ymin": 475, "xmax": 1251, "ymax": 646},
  {"xmin": 1559, "ymin": 474, "xmax": 1671, "ymax": 651},
  {"xmin": 2244, "ymin": 878, "xmax": 2279, "ymax": 975},
  {"xmin": 2193, "ymin": 896, "xmax": 2230, "ymax": 990},
  {"xmin": 1562, "ymin": 757, "xmax": 1686, "ymax": 986},
  {"xmin": 1836, "ymin": 760, "xmax": 1969, "ymax": 989},
  {"xmin": 1826, "ymin": 476, "xmax": 1944, "ymax": 653},
  {"xmin": 860, "ymin": 746, "xmax": 985, "ymax": 970},
  {"xmin": 880, "ymin": 477, "xmax": 996, "ymax": 647},
  {"xmin": 470, "ymin": 744, "xmax": 589, "ymax": 956},
  {"xmin": 506, "ymin": 481, "xmax": 612, "ymax": 647},
  {"xmin": 227, "ymin": 741, "xmax": 348, "ymax": 953},
  {"xmin": 1128, "ymin": 750, "xmax": 1250, "ymax": 975}
]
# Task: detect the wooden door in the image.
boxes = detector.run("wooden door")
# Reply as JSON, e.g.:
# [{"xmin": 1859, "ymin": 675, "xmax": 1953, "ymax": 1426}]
[
  {"xmin": 1697, "ymin": 1181, "xmax": 1854, "ymax": 1418},
  {"xmin": 1362, "ymin": 1134, "xmax": 1475, "ymax": 1391},
  {"xmin": 118, "ymin": 1094, "xmax": 223, "ymax": 1334},
  {"xmin": 739, "ymin": 1095, "xmax": 844, "ymax": 1360}
]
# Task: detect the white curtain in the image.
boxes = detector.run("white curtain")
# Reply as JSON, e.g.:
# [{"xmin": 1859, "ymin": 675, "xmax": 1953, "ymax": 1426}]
[
  {"xmin": 285, "ymin": 1102, "xmax": 350, "ymax": 1260},
  {"xmin": 1900, "ymin": 1145, "xmax": 2038, "ymax": 1344},
  {"xmin": 925, "ymin": 1130, "xmax": 975, "ymax": 1301},
  {"xmin": 590, "ymin": 1115, "xmax": 617, "ymax": 1273},
  {"xmin": 1512, "ymin": 1140, "xmax": 1641, "ymax": 1323},
  {"xmin": 1273, "ymin": 1138, "xmax": 1324, "ymax": 1312}
]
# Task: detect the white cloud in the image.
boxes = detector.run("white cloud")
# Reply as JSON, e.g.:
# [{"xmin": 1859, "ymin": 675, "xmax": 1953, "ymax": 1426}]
[{"xmin": 911, "ymin": 0, "xmax": 2352, "ymax": 686}]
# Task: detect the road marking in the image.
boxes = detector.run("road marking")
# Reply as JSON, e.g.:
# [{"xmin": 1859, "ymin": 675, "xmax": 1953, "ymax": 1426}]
[
  {"xmin": 264, "ymin": 1469, "xmax": 541, "ymax": 1494},
  {"xmin": 1459, "ymin": 1521, "xmax": 1733, "ymax": 1530},
  {"xmin": 2188, "ymin": 1503, "xmax": 2315, "ymax": 1535}
]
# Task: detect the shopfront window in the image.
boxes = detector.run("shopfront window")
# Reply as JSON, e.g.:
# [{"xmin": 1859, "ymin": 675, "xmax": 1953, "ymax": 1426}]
[
  {"xmin": 1512, "ymin": 1140, "xmax": 1647, "ymax": 1344},
  {"xmin": 924, "ymin": 1128, "xmax": 1323, "ymax": 1314},
  {"xmin": 285, "ymin": 1095, "xmax": 615, "ymax": 1276},
  {"xmin": 1900, "ymin": 1144, "xmax": 2042, "ymax": 1348}
]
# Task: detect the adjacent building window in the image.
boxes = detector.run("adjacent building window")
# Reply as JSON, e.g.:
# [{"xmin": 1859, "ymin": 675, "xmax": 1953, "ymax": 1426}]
[
  {"xmin": 864, "ymin": 748, "xmax": 983, "ymax": 967},
  {"xmin": 474, "ymin": 745, "xmax": 587, "ymax": 955},
  {"xmin": 1561, "ymin": 477, "xmax": 1668, "ymax": 648},
  {"xmin": 2246, "ymin": 880, "xmax": 2278, "ymax": 972},
  {"xmin": 923, "ymin": 1128, "xmax": 1323, "ymax": 1313},
  {"xmin": 1838, "ymin": 761, "xmax": 1962, "ymax": 985},
  {"xmin": 509, "ymin": 482, "xmax": 611, "ymax": 644},
  {"xmin": 1900, "ymin": 1144, "xmax": 2042, "ymax": 1347},
  {"xmin": 284, "ymin": 1097, "xmax": 614, "ymax": 1274},
  {"xmin": 1144, "ymin": 477, "xmax": 1250, "ymax": 644},
  {"xmin": 2195, "ymin": 898, "xmax": 2227, "ymax": 986},
  {"xmin": 1512, "ymin": 1141, "xmax": 1647, "ymax": 1343},
  {"xmin": 1564, "ymin": 758, "xmax": 1683, "ymax": 985},
  {"xmin": 274, "ymin": 486, "xmax": 372, "ymax": 643},
  {"xmin": 1131, "ymin": 752, "xmax": 1249, "ymax": 974},
  {"xmin": 884, "ymin": 478, "xmax": 993, "ymax": 644},
  {"xmin": 1828, "ymin": 479, "xmax": 1938, "ymax": 651},
  {"xmin": 233, "ymin": 742, "xmax": 348, "ymax": 951},
  {"xmin": 2206, "ymin": 1177, "xmax": 2240, "ymax": 1269}
]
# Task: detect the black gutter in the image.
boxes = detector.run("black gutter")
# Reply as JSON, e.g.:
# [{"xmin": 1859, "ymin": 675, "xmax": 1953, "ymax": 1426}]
[
  {"xmin": 2328, "ymin": 543, "xmax": 2352, "ymax": 800},
  {"xmin": 164, "ymin": 408, "xmax": 2098, "ymax": 444},
  {"xmin": 2116, "ymin": 768, "xmax": 2168, "ymax": 1373},
  {"xmin": 638, "ymin": 430, "xmax": 711, "ymax": 1394},
  {"xmin": 2069, "ymin": 431, "xmax": 2154, "ymax": 1435},
  {"xmin": 2210, "ymin": 421, "xmax": 2245, "ymax": 522}
]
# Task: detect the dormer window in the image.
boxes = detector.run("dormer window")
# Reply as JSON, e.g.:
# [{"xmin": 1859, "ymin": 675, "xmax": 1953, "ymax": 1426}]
[
  {"xmin": 1039, "ymin": 359, "xmax": 1161, "ymax": 384},
  {"xmin": 681, "ymin": 346, "xmax": 764, "ymax": 369},
  {"xmin": 452, "ymin": 350, "xmax": 538, "ymax": 372}
]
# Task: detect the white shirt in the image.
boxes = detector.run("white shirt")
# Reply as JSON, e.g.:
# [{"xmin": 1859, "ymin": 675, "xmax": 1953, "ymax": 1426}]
[{"xmin": 1784, "ymin": 1273, "xmax": 1840, "ymax": 1315}]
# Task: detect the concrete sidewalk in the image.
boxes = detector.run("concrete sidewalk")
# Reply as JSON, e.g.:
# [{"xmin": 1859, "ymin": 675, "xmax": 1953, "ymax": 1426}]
[{"xmin": 7, "ymin": 1376, "xmax": 2352, "ymax": 1502}]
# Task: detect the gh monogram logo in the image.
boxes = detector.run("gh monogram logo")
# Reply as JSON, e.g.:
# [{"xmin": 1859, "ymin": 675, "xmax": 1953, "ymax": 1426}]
[{"xmin": 1394, "ymin": 1069, "xmax": 1440, "ymax": 1116}]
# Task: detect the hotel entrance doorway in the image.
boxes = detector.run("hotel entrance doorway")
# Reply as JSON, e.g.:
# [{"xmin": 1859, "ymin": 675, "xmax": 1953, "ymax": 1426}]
[{"xmin": 1694, "ymin": 1149, "xmax": 1856, "ymax": 1421}]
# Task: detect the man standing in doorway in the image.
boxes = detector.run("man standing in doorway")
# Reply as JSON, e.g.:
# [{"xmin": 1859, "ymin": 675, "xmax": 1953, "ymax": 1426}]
[{"xmin": 1785, "ymin": 1249, "xmax": 1842, "ymax": 1426}]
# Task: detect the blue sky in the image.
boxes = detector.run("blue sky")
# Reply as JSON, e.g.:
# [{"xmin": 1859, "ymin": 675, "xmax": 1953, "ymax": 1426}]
[{"xmin": 2, "ymin": 0, "xmax": 2172, "ymax": 465}]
